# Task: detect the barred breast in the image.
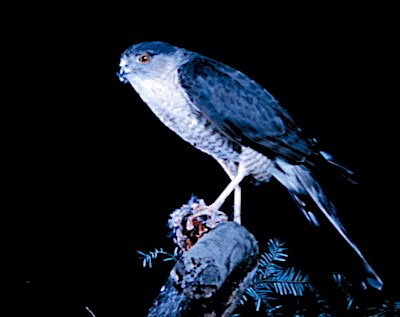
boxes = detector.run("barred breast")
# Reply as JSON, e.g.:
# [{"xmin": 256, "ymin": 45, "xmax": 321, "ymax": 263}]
[
  {"xmin": 131, "ymin": 73, "xmax": 241, "ymax": 163},
  {"xmin": 159, "ymin": 106, "xmax": 242, "ymax": 163}
]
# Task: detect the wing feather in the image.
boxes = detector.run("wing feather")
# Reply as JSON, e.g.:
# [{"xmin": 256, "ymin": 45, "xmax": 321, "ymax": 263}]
[{"xmin": 178, "ymin": 57, "xmax": 316, "ymax": 164}]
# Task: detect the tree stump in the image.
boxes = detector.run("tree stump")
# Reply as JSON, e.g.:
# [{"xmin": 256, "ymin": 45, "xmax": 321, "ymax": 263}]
[{"xmin": 146, "ymin": 221, "xmax": 259, "ymax": 316}]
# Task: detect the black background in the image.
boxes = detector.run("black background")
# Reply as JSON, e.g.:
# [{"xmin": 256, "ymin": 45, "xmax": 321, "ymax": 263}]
[{"xmin": 6, "ymin": 3, "xmax": 398, "ymax": 316}]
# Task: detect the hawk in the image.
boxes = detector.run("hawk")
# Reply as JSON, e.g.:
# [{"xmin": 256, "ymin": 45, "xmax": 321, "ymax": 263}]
[{"xmin": 117, "ymin": 41, "xmax": 383, "ymax": 290}]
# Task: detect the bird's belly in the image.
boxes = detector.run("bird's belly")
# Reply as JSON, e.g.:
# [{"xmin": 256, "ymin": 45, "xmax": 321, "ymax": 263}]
[{"xmin": 165, "ymin": 109, "xmax": 240, "ymax": 162}]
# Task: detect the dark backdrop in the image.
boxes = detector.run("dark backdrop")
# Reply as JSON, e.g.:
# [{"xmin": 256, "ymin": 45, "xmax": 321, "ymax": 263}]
[{"xmin": 6, "ymin": 4, "xmax": 397, "ymax": 316}]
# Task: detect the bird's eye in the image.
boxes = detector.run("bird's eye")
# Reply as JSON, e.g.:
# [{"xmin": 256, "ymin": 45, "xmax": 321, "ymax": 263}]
[{"xmin": 138, "ymin": 53, "xmax": 152, "ymax": 64}]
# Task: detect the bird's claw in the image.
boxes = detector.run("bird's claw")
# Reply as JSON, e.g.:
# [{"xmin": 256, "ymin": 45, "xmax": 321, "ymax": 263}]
[{"xmin": 186, "ymin": 203, "xmax": 228, "ymax": 231}]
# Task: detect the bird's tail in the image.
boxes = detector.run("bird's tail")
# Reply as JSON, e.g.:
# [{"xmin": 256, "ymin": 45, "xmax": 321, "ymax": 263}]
[{"xmin": 272, "ymin": 160, "xmax": 383, "ymax": 291}]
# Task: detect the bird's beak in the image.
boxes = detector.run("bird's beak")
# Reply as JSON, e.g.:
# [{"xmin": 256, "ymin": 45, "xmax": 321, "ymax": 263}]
[
  {"xmin": 117, "ymin": 59, "xmax": 129, "ymax": 83},
  {"xmin": 117, "ymin": 67, "xmax": 128, "ymax": 83}
]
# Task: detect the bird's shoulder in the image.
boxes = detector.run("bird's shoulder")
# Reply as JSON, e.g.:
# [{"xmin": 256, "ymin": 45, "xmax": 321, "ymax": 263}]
[
  {"xmin": 177, "ymin": 54, "xmax": 281, "ymax": 112},
  {"xmin": 178, "ymin": 55, "xmax": 256, "ymax": 90}
]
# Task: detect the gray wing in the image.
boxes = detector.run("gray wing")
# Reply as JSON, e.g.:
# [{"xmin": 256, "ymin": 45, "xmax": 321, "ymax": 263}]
[{"xmin": 178, "ymin": 56, "xmax": 316, "ymax": 164}]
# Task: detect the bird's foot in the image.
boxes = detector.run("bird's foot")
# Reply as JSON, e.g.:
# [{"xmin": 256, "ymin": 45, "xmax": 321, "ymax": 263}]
[
  {"xmin": 168, "ymin": 197, "xmax": 229, "ymax": 251},
  {"xmin": 186, "ymin": 203, "xmax": 228, "ymax": 232}
]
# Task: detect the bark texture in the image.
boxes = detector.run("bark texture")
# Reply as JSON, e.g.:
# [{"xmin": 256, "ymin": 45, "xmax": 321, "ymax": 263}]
[{"xmin": 146, "ymin": 221, "xmax": 259, "ymax": 316}]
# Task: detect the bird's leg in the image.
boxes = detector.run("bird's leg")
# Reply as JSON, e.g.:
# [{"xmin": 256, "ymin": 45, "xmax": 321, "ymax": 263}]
[
  {"xmin": 210, "ymin": 164, "xmax": 248, "ymax": 224},
  {"xmin": 186, "ymin": 162, "xmax": 246, "ymax": 230},
  {"xmin": 185, "ymin": 172, "xmax": 244, "ymax": 230},
  {"xmin": 215, "ymin": 159, "xmax": 243, "ymax": 224},
  {"xmin": 233, "ymin": 185, "xmax": 241, "ymax": 224}
]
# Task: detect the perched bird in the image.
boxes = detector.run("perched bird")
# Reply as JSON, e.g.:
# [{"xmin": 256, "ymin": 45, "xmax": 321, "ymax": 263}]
[{"xmin": 118, "ymin": 41, "xmax": 383, "ymax": 290}]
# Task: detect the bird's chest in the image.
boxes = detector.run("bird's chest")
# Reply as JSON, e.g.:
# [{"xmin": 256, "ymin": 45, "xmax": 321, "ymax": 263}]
[
  {"xmin": 136, "ymin": 77, "xmax": 200, "ymax": 133},
  {"xmin": 133, "ymin": 77, "xmax": 239, "ymax": 160}
]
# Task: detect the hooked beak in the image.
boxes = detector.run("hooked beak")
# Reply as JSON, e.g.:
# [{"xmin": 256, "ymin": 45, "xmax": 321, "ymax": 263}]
[
  {"xmin": 117, "ymin": 59, "xmax": 129, "ymax": 83},
  {"xmin": 117, "ymin": 67, "xmax": 128, "ymax": 83}
]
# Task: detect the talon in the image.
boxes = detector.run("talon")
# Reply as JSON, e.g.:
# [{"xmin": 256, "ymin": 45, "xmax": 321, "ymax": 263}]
[{"xmin": 186, "ymin": 203, "xmax": 228, "ymax": 231}]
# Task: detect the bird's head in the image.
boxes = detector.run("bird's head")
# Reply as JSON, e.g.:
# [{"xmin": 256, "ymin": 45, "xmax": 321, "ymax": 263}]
[{"xmin": 118, "ymin": 41, "xmax": 185, "ymax": 84}]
